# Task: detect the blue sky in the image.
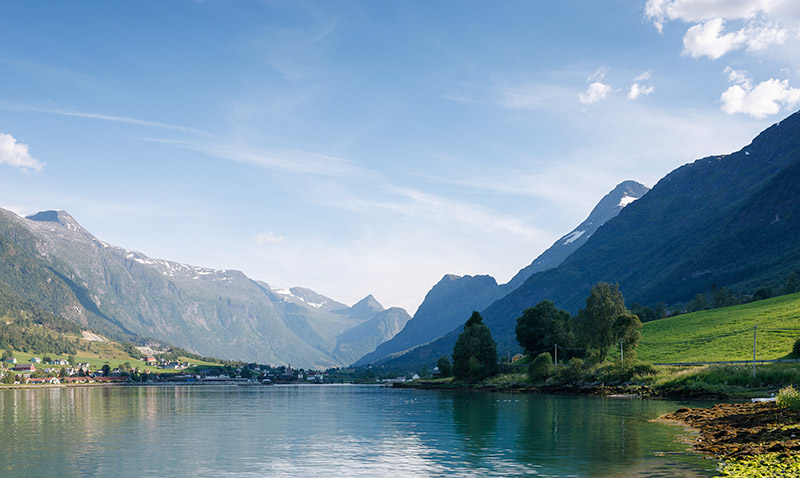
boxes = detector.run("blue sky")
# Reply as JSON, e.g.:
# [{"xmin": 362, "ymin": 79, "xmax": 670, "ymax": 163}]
[{"xmin": 2, "ymin": 1, "xmax": 800, "ymax": 313}]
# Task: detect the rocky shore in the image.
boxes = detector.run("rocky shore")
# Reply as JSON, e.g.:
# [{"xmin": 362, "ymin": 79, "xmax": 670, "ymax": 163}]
[{"xmin": 663, "ymin": 402, "xmax": 800, "ymax": 475}]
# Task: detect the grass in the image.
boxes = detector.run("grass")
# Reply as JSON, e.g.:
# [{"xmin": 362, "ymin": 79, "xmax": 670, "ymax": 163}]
[
  {"xmin": 638, "ymin": 292, "xmax": 800, "ymax": 363},
  {"xmin": 5, "ymin": 339, "xmax": 218, "ymax": 375}
]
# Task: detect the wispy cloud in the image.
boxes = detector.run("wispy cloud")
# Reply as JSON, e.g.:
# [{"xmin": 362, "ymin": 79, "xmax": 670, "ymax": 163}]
[
  {"xmin": 149, "ymin": 137, "xmax": 371, "ymax": 178},
  {"xmin": 0, "ymin": 132, "xmax": 44, "ymax": 172},
  {"xmin": 0, "ymin": 104, "xmax": 207, "ymax": 135},
  {"xmin": 255, "ymin": 231, "xmax": 285, "ymax": 245}
]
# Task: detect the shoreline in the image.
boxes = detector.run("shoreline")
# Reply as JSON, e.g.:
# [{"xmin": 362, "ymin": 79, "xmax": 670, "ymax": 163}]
[
  {"xmin": 661, "ymin": 402, "xmax": 800, "ymax": 474},
  {"xmin": 394, "ymin": 380, "xmax": 731, "ymax": 400}
]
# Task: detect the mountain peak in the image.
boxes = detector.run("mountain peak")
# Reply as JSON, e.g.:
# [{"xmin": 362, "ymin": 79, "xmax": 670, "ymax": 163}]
[
  {"xmin": 26, "ymin": 210, "xmax": 88, "ymax": 234},
  {"xmin": 338, "ymin": 294, "xmax": 385, "ymax": 321},
  {"xmin": 504, "ymin": 180, "xmax": 649, "ymax": 291}
]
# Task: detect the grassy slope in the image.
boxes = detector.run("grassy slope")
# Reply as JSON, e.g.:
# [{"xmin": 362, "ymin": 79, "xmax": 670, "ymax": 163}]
[
  {"xmin": 638, "ymin": 292, "xmax": 800, "ymax": 363},
  {"xmin": 3, "ymin": 326, "xmax": 219, "ymax": 374}
]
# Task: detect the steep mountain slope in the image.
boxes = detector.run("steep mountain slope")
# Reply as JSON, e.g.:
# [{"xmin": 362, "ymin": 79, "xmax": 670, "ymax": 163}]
[
  {"xmin": 0, "ymin": 209, "xmax": 406, "ymax": 367},
  {"xmin": 354, "ymin": 181, "xmax": 647, "ymax": 367},
  {"xmin": 332, "ymin": 307, "xmax": 411, "ymax": 365},
  {"xmin": 504, "ymin": 180, "xmax": 649, "ymax": 291},
  {"xmin": 354, "ymin": 274, "xmax": 502, "ymax": 366},
  {"xmin": 377, "ymin": 110, "xmax": 800, "ymax": 371}
]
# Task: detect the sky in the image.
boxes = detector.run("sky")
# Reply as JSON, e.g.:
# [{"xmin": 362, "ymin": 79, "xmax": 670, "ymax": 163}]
[{"xmin": 1, "ymin": 1, "xmax": 800, "ymax": 314}]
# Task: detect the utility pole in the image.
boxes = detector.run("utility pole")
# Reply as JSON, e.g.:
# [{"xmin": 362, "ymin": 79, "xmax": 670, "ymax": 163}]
[
  {"xmin": 554, "ymin": 344, "xmax": 558, "ymax": 367},
  {"xmin": 620, "ymin": 338, "xmax": 624, "ymax": 363},
  {"xmin": 753, "ymin": 324, "xmax": 757, "ymax": 379}
]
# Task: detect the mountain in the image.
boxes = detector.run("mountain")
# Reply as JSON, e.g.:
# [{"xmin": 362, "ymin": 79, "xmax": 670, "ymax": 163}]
[
  {"xmin": 375, "ymin": 110, "xmax": 800, "ymax": 371},
  {"xmin": 0, "ymin": 208, "xmax": 407, "ymax": 367},
  {"xmin": 332, "ymin": 307, "xmax": 411, "ymax": 365},
  {"xmin": 354, "ymin": 181, "xmax": 648, "ymax": 367},
  {"xmin": 353, "ymin": 274, "xmax": 503, "ymax": 366},
  {"xmin": 504, "ymin": 180, "xmax": 649, "ymax": 291},
  {"xmin": 337, "ymin": 295, "xmax": 385, "ymax": 321}
]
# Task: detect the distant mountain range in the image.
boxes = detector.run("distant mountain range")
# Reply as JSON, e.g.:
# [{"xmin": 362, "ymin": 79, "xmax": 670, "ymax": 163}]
[
  {"xmin": 354, "ymin": 180, "xmax": 649, "ymax": 367},
  {"xmin": 368, "ymin": 110, "xmax": 800, "ymax": 372},
  {"xmin": 0, "ymin": 209, "xmax": 409, "ymax": 368}
]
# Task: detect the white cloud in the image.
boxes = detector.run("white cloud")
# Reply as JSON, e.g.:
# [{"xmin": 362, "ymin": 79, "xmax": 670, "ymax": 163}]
[
  {"xmin": 634, "ymin": 70, "xmax": 652, "ymax": 82},
  {"xmin": 645, "ymin": 0, "xmax": 785, "ymax": 32},
  {"xmin": 725, "ymin": 66, "xmax": 751, "ymax": 85},
  {"xmin": 681, "ymin": 18, "xmax": 786, "ymax": 59},
  {"xmin": 721, "ymin": 76, "xmax": 800, "ymax": 118},
  {"xmin": 0, "ymin": 133, "xmax": 44, "ymax": 172},
  {"xmin": 578, "ymin": 82, "xmax": 612, "ymax": 104},
  {"xmin": 255, "ymin": 231, "xmax": 285, "ymax": 245},
  {"xmin": 628, "ymin": 83, "xmax": 656, "ymax": 100},
  {"xmin": 588, "ymin": 66, "xmax": 609, "ymax": 82}
]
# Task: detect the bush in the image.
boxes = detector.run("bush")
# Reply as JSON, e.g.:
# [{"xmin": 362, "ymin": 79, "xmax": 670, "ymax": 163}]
[
  {"xmin": 777, "ymin": 386, "xmax": 800, "ymax": 411},
  {"xmin": 528, "ymin": 352, "xmax": 553, "ymax": 382},
  {"xmin": 557, "ymin": 357, "xmax": 586, "ymax": 382},
  {"xmin": 793, "ymin": 339, "xmax": 800, "ymax": 358}
]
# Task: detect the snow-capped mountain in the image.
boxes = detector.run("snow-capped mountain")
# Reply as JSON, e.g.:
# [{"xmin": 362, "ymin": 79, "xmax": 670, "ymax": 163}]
[{"xmin": 0, "ymin": 208, "xmax": 407, "ymax": 367}]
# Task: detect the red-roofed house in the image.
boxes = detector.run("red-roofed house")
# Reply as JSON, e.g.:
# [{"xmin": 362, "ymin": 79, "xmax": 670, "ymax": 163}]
[{"xmin": 14, "ymin": 364, "xmax": 36, "ymax": 372}]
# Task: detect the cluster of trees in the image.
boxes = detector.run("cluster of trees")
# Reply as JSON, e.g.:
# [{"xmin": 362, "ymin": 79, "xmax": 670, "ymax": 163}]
[
  {"xmin": 436, "ymin": 283, "xmax": 642, "ymax": 384},
  {"xmin": 516, "ymin": 282, "xmax": 642, "ymax": 364},
  {"xmin": 685, "ymin": 274, "xmax": 799, "ymax": 314}
]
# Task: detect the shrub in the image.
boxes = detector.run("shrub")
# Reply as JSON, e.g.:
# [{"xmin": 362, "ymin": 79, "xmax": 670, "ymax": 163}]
[
  {"xmin": 777, "ymin": 386, "xmax": 800, "ymax": 411},
  {"xmin": 557, "ymin": 357, "xmax": 585, "ymax": 382},
  {"xmin": 528, "ymin": 352, "xmax": 553, "ymax": 382},
  {"xmin": 793, "ymin": 339, "xmax": 800, "ymax": 358}
]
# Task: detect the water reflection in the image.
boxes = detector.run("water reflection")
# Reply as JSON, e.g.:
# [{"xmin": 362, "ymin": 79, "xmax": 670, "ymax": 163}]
[{"xmin": 0, "ymin": 386, "xmax": 716, "ymax": 477}]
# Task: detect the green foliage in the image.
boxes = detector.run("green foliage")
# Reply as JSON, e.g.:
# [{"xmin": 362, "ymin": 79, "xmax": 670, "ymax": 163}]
[
  {"xmin": 776, "ymin": 386, "xmax": 800, "ymax": 411},
  {"xmin": 720, "ymin": 453, "xmax": 800, "ymax": 477},
  {"xmin": 528, "ymin": 352, "xmax": 553, "ymax": 382},
  {"xmin": 574, "ymin": 283, "xmax": 633, "ymax": 361},
  {"xmin": 687, "ymin": 293, "xmax": 708, "ymax": 312},
  {"xmin": 612, "ymin": 312, "xmax": 643, "ymax": 355},
  {"xmin": 436, "ymin": 356, "xmax": 452, "ymax": 377},
  {"xmin": 557, "ymin": 357, "xmax": 585, "ymax": 382},
  {"xmin": 515, "ymin": 300, "xmax": 573, "ymax": 354},
  {"xmin": 638, "ymin": 292, "xmax": 800, "ymax": 363},
  {"xmin": 452, "ymin": 311, "xmax": 498, "ymax": 382},
  {"xmin": 784, "ymin": 273, "xmax": 800, "ymax": 296}
]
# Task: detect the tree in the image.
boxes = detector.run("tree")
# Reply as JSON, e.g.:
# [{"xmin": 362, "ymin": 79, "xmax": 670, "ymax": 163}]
[
  {"xmin": 687, "ymin": 293, "xmax": 707, "ymax": 312},
  {"xmin": 784, "ymin": 273, "xmax": 799, "ymax": 296},
  {"xmin": 528, "ymin": 352, "xmax": 553, "ymax": 382},
  {"xmin": 67, "ymin": 354, "xmax": 76, "ymax": 366},
  {"xmin": 1, "ymin": 349, "xmax": 12, "ymax": 361},
  {"xmin": 575, "ymin": 282, "xmax": 630, "ymax": 361},
  {"xmin": 611, "ymin": 312, "xmax": 643, "ymax": 359},
  {"xmin": 101, "ymin": 363, "xmax": 111, "ymax": 376},
  {"xmin": 436, "ymin": 356, "xmax": 452, "ymax": 377},
  {"xmin": 452, "ymin": 311, "xmax": 498, "ymax": 382},
  {"xmin": 515, "ymin": 300, "xmax": 573, "ymax": 354}
]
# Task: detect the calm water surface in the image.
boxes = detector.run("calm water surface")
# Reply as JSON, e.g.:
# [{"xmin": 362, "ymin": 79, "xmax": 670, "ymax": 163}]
[{"xmin": 0, "ymin": 385, "xmax": 717, "ymax": 477}]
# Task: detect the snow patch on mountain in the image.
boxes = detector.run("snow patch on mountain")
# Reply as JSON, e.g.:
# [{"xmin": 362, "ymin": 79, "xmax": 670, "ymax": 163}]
[
  {"xmin": 618, "ymin": 195, "xmax": 638, "ymax": 208},
  {"xmin": 563, "ymin": 230, "xmax": 586, "ymax": 245}
]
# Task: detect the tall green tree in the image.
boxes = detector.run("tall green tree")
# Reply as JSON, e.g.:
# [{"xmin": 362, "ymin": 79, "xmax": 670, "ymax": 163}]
[
  {"xmin": 436, "ymin": 356, "xmax": 452, "ymax": 377},
  {"xmin": 515, "ymin": 300, "xmax": 573, "ymax": 355},
  {"xmin": 575, "ymin": 282, "xmax": 633, "ymax": 361},
  {"xmin": 452, "ymin": 311, "xmax": 498, "ymax": 382}
]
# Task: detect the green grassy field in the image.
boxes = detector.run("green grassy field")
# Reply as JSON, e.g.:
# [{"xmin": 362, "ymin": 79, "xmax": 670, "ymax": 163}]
[
  {"xmin": 638, "ymin": 292, "xmax": 800, "ymax": 363},
  {"xmin": 6, "ymin": 339, "xmax": 219, "ymax": 374}
]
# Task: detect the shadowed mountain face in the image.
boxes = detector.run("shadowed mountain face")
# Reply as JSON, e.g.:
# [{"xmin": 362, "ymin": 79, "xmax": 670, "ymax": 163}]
[
  {"xmin": 354, "ymin": 181, "xmax": 648, "ymax": 367},
  {"xmin": 0, "ymin": 209, "xmax": 407, "ymax": 368},
  {"xmin": 373, "ymin": 110, "xmax": 800, "ymax": 371}
]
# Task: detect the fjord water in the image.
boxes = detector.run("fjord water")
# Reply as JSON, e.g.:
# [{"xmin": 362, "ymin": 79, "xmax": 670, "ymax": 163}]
[{"xmin": 0, "ymin": 385, "xmax": 715, "ymax": 477}]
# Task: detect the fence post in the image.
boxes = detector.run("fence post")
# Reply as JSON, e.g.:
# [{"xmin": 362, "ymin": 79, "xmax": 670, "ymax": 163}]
[{"xmin": 753, "ymin": 324, "xmax": 757, "ymax": 379}]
